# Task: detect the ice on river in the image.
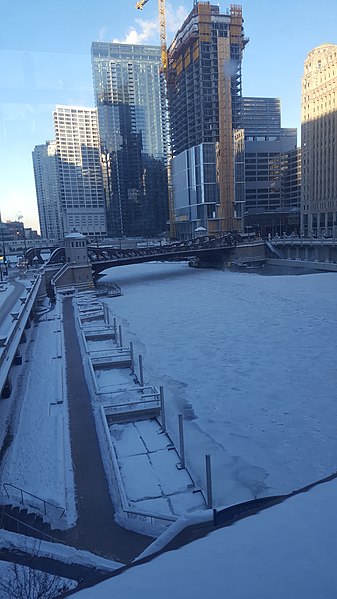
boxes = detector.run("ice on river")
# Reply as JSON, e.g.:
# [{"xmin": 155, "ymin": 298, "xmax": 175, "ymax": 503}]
[{"xmin": 100, "ymin": 262, "xmax": 337, "ymax": 507}]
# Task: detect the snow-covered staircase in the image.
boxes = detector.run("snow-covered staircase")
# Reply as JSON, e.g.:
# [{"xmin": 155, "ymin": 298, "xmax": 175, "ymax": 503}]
[{"xmin": 0, "ymin": 503, "xmax": 64, "ymax": 542}]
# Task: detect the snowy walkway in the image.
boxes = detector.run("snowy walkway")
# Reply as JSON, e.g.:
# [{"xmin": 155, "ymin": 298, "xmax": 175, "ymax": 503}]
[
  {"xmin": 62, "ymin": 297, "xmax": 151, "ymax": 562},
  {"xmin": 0, "ymin": 299, "xmax": 74, "ymax": 528}
]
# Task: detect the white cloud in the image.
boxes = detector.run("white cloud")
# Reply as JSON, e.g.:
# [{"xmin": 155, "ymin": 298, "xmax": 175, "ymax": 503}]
[
  {"xmin": 112, "ymin": 3, "xmax": 188, "ymax": 46},
  {"xmin": 113, "ymin": 18, "xmax": 158, "ymax": 45}
]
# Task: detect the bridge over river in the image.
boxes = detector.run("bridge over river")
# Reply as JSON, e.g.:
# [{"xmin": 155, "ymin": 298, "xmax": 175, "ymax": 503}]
[
  {"xmin": 88, "ymin": 234, "xmax": 241, "ymax": 276},
  {"xmin": 25, "ymin": 234, "xmax": 337, "ymax": 278},
  {"xmin": 26, "ymin": 234, "xmax": 261, "ymax": 274}
]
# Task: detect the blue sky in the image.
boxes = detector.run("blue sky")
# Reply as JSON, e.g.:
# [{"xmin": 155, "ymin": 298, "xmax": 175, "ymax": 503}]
[{"xmin": 1, "ymin": 0, "xmax": 337, "ymax": 231}]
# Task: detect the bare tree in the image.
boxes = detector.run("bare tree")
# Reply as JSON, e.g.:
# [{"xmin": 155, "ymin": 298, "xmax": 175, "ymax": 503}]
[{"xmin": 0, "ymin": 562, "xmax": 74, "ymax": 599}]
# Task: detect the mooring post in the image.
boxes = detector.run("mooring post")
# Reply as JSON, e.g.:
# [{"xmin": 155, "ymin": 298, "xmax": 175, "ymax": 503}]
[
  {"xmin": 113, "ymin": 317, "xmax": 117, "ymax": 342},
  {"xmin": 205, "ymin": 454, "xmax": 213, "ymax": 509},
  {"xmin": 160, "ymin": 386, "xmax": 166, "ymax": 432},
  {"xmin": 139, "ymin": 354, "xmax": 144, "ymax": 386},
  {"xmin": 178, "ymin": 413, "xmax": 185, "ymax": 468},
  {"xmin": 130, "ymin": 342, "xmax": 134, "ymax": 373},
  {"xmin": 119, "ymin": 325, "xmax": 123, "ymax": 347}
]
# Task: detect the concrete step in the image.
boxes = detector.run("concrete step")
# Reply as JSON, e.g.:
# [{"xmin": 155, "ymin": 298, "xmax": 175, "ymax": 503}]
[{"xmin": 0, "ymin": 504, "xmax": 63, "ymax": 541}]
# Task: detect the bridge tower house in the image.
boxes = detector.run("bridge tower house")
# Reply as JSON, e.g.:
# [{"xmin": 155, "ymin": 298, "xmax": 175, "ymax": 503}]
[{"xmin": 52, "ymin": 233, "xmax": 94, "ymax": 292}]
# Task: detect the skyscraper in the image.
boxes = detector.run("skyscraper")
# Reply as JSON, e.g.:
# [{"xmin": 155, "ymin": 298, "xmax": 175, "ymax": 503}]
[
  {"xmin": 53, "ymin": 105, "xmax": 107, "ymax": 241},
  {"xmin": 301, "ymin": 44, "xmax": 337, "ymax": 237},
  {"xmin": 168, "ymin": 2, "xmax": 247, "ymax": 238},
  {"xmin": 241, "ymin": 97, "xmax": 299, "ymax": 236},
  {"xmin": 32, "ymin": 140, "xmax": 63, "ymax": 241},
  {"xmin": 91, "ymin": 42, "xmax": 169, "ymax": 238}
]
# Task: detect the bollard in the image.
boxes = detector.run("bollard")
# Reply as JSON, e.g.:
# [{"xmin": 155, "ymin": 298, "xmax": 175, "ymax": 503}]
[
  {"xmin": 205, "ymin": 454, "xmax": 213, "ymax": 509},
  {"xmin": 130, "ymin": 342, "xmax": 135, "ymax": 373},
  {"xmin": 119, "ymin": 325, "xmax": 123, "ymax": 347},
  {"xmin": 160, "ymin": 386, "xmax": 166, "ymax": 432},
  {"xmin": 178, "ymin": 414, "xmax": 185, "ymax": 468},
  {"xmin": 106, "ymin": 305, "xmax": 110, "ymax": 325},
  {"xmin": 113, "ymin": 318, "xmax": 117, "ymax": 341},
  {"xmin": 138, "ymin": 354, "xmax": 144, "ymax": 387}
]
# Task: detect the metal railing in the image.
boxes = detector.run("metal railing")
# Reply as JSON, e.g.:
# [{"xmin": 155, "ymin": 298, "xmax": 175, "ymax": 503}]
[
  {"xmin": 3, "ymin": 482, "xmax": 65, "ymax": 520},
  {"xmin": 0, "ymin": 275, "xmax": 41, "ymax": 396},
  {"xmin": 0, "ymin": 505, "xmax": 63, "ymax": 543},
  {"xmin": 50, "ymin": 261, "xmax": 74, "ymax": 285},
  {"xmin": 103, "ymin": 396, "xmax": 161, "ymax": 417}
]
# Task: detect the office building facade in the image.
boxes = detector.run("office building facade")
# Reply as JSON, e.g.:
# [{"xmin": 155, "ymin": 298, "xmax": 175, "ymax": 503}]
[
  {"xmin": 91, "ymin": 42, "xmax": 168, "ymax": 238},
  {"xmin": 168, "ymin": 2, "xmax": 247, "ymax": 238},
  {"xmin": 281, "ymin": 147, "xmax": 301, "ymax": 211},
  {"xmin": 241, "ymin": 97, "xmax": 299, "ymax": 236},
  {"xmin": 32, "ymin": 141, "xmax": 63, "ymax": 241},
  {"xmin": 53, "ymin": 105, "xmax": 107, "ymax": 241},
  {"xmin": 301, "ymin": 44, "xmax": 337, "ymax": 237}
]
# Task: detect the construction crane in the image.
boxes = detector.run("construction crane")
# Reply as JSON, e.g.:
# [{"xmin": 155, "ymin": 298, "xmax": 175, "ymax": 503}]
[
  {"xmin": 136, "ymin": 0, "xmax": 167, "ymax": 73},
  {"xmin": 136, "ymin": 0, "xmax": 176, "ymax": 237}
]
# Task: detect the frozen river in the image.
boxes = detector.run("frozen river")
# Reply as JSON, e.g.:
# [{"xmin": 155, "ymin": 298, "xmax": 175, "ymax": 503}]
[{"xmin": 102, "ymin": 262, "xmax": 337, "ymax": 507}]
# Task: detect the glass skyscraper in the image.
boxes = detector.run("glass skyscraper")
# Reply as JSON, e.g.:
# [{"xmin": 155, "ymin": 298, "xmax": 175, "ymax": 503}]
[
  {"xmin": 32, "ymin": 140, "xmax": 63, "ymax": 241},
  {"xmin": 91, "ymin": 42, "xmax": 169, "ymax": 238}
]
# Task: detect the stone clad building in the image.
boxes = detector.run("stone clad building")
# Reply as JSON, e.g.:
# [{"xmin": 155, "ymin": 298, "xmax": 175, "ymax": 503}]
[{"xmin": 301, "ymin": 43, "xmax": 337, "ymax": 237}]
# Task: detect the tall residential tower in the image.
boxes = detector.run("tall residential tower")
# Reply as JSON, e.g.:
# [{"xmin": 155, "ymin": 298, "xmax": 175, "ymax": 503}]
[
  {"xmin": 301, "ymin": 44, "xmax": 337, "ymax": 237},
  {"xmin": 168, "ymin": 2, "xmax": 248, "ymax": 238},
  {"xmin": 32, "ymin": 140, "xmax": 63, "ymax": 241},
  {"xmin": 53, "ymin": 105, "xmax": 107, "ymax": 241},
  {"xmin": 91, "ymin": 42, "xmax": 169, "ymax": 238}
]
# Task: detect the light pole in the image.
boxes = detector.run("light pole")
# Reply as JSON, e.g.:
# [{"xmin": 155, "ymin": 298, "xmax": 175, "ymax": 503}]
[
  {"xmin": 0, "ymin": 224, "xmax": 8, "ymax": 276},
  {"xmin": 22, "ymin": 226, "xmax": 28, "ymax": 269}
]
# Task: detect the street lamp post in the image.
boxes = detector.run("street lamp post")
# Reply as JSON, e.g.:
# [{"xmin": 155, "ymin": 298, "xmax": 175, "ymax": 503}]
[
  {"xmin": 23, "ymin": 227, "xmax": 28, "ymax": 269},
  {"xmin": 1, "ymin": 225, "xmax": 8, "ymax": 276}
]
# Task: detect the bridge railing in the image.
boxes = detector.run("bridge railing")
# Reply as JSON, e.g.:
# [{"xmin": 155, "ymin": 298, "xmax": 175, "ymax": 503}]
[
  {"xmin": 272, "ymin": 236, "xmax": 337, "ymax": 246},
  {"xmin": 88, "ymin": 234, "xmax": 238, "ymax": 263}
]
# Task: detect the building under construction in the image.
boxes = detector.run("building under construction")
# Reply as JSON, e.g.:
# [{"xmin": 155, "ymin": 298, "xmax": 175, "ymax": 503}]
[{"xmin": 168, "ymin": 2, "xmax": 248, "ymax": 238}]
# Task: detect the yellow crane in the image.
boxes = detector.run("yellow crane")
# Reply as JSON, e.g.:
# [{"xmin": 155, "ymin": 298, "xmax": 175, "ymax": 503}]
[
  {"xmin": 136, "ymin": 0, "xmax": 176, "ymax": 237},
  {"xmin": 136, "ymin": 0, "xmax": 167, "ymax": 73}
]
